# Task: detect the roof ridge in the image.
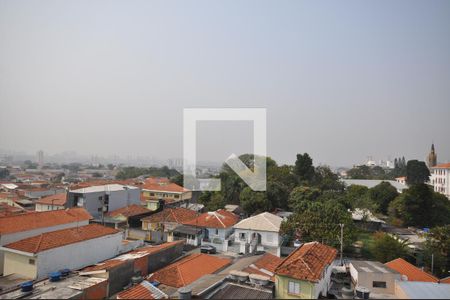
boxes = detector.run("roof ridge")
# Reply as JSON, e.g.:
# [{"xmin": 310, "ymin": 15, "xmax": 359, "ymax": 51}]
[
  {"xmin": 34, "ymin": 234, "xmax": 44, "ymax": 253},
  {"xmin": 176, "ymin": 264, "xmax": 186, "ymax": 286},
  {"xmin": 214, "ymin": 212, "xmax": 226, "ymax": 228},
  {"xmin": 261, "ymin": 213, "xmax": 278, "ymax": 230}
]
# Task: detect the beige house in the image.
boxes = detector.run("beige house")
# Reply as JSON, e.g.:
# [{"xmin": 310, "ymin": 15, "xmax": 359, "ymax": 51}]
[
  {"xmin": 35, "ymin": 193, "xmax": 67, "ymax": 211},
  {"xmin": 1, "ymin": 224, "xmax": 122, "ymax": 279},
  {"xmin": 141, "ymin": 182, "xmax": 192, "ymax": 210}
]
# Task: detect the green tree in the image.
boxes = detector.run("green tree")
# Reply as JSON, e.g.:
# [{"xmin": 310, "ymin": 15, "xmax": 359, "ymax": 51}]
[
  {"xmin": 206, "ymin": 192, "xmax": 226, "ymax": 211},
  {"xmin": 406, "ymin": 160, "xmax": 430, "ymax": 185},
  {"xmin": 240, "ymin": 187, "xmax": 272, "ymax": 215},
  {"xmin": 389, "ymin": 184, "xmax": 450, "ymax": 227},
  {"xmin": 294, "ymin": 153, "xmax": 315, "ymax": 184},
  {"xmin": 422, "ymin": 225, "xmax": 450, "ymax": 277},
  {"xmin": 281, "ymin": 201, "xmax": 355, "ymax": 248},
  {"xmin": 369, "ymin": 182, "xmax": 398, "ymax": 215},
  {"xmin": 266, "ymin": 181, "xmax": 289, "ymax": 210},
  {"xmin": 343, "ymin": 185, "xmax": 372, "ymax": 210},
  {"xmin": 370, "ymin": 232, "xmax": 410, "ymax": 263},
  {"xmin": 313, "ymin": 165, "xmax": 345, "ymax": 191},
  {"xmin": 288, "ymin": 186, "xmax": 322, "ymax": 212}
]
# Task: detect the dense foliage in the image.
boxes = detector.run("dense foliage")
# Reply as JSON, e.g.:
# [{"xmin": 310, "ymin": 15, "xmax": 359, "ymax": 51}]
[{"xmin": 116, "ymin": 166, "xmax": 179, "ymax": 180}]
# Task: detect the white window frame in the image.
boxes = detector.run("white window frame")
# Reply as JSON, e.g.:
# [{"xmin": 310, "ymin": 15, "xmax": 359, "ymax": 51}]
[{"xmin": 288, "ymin": 281, "xmax": 300, "ymax": 295}]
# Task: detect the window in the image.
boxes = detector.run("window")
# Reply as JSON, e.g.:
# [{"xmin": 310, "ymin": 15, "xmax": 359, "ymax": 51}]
[
  {"xmin": 29, "ymin": 259, "xmax": 35, "ymax": 265},
  {"xmin": 174, "ymin": 195, "xmax": 180, "ymax": 199},
  {"xmin": 150, "ymin": 193, "xmax": 155, "ymax": 196},
  {"xmin": 215, "ymin": 229, "xmax": 219, "ymax": 235},
  {"xmin": 239, "ymin": 233, "xmax": 246, "ymax": 240},
  {"xmin": 373, "ymin": 281, "xmax": 387, "ymax": 288},
  {"xmin": 288, "ymin": 281, "xmax": 300, "ymax": 295}
]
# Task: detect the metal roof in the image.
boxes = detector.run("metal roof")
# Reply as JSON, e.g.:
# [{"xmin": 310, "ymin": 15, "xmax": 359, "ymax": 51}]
[{"xmin": 397, "ymin": 281, "xmax": 450, "ymax": 299}]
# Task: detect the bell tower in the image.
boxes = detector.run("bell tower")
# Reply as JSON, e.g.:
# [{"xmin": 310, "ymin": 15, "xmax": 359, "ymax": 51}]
[{"xmin": 427, "ymin": 143, "xmax": 437, "ymax": 168}]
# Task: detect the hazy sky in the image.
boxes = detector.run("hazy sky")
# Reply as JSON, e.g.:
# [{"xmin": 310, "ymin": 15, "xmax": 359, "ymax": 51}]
[{"xmin": 1, "ymin": 0, "xmax": 449, "ymax": 166}]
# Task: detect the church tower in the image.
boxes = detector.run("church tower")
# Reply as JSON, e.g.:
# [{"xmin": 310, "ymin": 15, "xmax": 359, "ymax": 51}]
[{"xmin": 427, "ymin": 143, "xmax": 437, "ymax": 168}]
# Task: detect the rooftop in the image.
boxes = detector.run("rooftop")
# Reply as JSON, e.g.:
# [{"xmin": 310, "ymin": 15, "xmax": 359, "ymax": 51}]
[
  {"xmin": 70, "ymin": 184, "xmax": 138, "ymax": 193},
  {"xmin": 3, "ymin": 224, "xmax": 120, "ymax": 254},
  {"xmin": 234, "ymin": 212, "xmax": 282, "ymax": 232},
  {"xmin": 35, "ymin": 192, "xmax": 67, "ymax": 206},
  {"xmin": 141, "ymin": 182, "xmax": 190, "ymax": 193},
  {"xmin": 210, "ymin": 282, "xmax": 273, "ymax": 299},
  {"xmin": 141, "ymin": 207, "xmax": 198, "ymax": 224},
  {"xmin": 385, "ymin": 258, "xmax": 438, "ymax": 282},
  {"xmin": 431, "ymin": 163, "xmax": 450, "ymax": 169},
  {"xmin": 117, "ymin": 280, "xmax": 168, "ymax": 299},
  {"xmin": 275, "ymin": 242, "xmax": 337, "ymax": 282},
  {"xmin": 106, "ymin": 204, "xmax": 150, "ymax": 218},
  {"xmin": 149, "ymin": 253, "xmax": 231, "ymax": 288},
  {"xmin": 0, "ymin": 207, "xmax": 92, "ymax": 235},
  {"xmin": 242, "ymin": 253, "xmax": 285, "ymax": 279},
  {"xmin": 396, "ymin": 281, "xmax": 450, "ymax": 299},
  {"xmin": 184, "ymin": 209, "xmax": 239, "ymax": 229},
  {"xmin": 350, "ymin": 260, "xmax": 398, "ymax": 274}
]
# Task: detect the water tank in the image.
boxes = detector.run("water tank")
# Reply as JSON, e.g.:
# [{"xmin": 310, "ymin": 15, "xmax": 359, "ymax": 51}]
[
  {"xmin": 60, "ymin": 269, "xmax": 70, "ymax": 277},
  {"xmin": 20, "ymin": 281, "xmax": 33, "ymax": 293},
  {"xmin": 229, "ymin": 270, "xmax": 249, "ymax": 283},
  {"xmin": 249, "ymin": 274, "xmax": 270, "ymax": 286},
  {"xmin": 49, "ymin": 271, "xmax": 62, "ymax": 282},
  {"xmin": 355, "ymin": 286, "xmax": 370, "ymax": 299},
  {"xmin": 178, "ymin": 287, "xmax": 192, "ymax": 300},
  {"xmin": 131, "ymin": 275, "xmax": 143, "ymax": 285}
]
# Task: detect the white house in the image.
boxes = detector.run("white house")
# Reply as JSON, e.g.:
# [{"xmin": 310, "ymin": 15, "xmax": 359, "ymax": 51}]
[
  {"xmin": 233, "ymin": 212, "xmax": 282, "ymax": 254},
  {"xmin": 67, "ymin": 184, "xmax": 141, "ymax": 218},
  {"xmin": 430, "ymin": 163, "xmax": 450, "ymax": 199},
  {"xmin": 35, "ymin": 193, "xmax": 67, "ymax": 211},
  {"xmin": 183, "ymin": 209, "xmax": 239, "ymax": 252},
  {"xmin": 0, "ymin": 208, "xmax": 92, "ymax": 275},
  {"xmin": 0, "ymin": 224, "xmax": 123, "ymax": 280}
]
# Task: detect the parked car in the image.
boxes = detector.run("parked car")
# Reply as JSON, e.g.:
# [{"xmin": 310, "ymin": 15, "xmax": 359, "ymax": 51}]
[{"xmin": 200, "ymin": 245, "xmax": 217, "ymax": 254}]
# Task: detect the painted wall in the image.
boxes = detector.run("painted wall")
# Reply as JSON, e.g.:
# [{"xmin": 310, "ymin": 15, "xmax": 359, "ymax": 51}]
[
  {"xmin": 234, "ymin": 229, "xmax": 281, "ymax": 247},
  {"xmin": 35, "ymin": 203, "xmax": 65, "ymax": 212},
  {"xmin": 275, "ymin": 275, "xmax": 315, "ymax": 299},
  {"xmin": 3, "ymin": 251, "xmax": 37, "ymax": 279},
  {"xmin": 349, "ymin": 264, "xmax": 401, "ymax": 295},
  {"xmin": 0, "ymin": 220, "xmax": 89, "ymax": 274}
]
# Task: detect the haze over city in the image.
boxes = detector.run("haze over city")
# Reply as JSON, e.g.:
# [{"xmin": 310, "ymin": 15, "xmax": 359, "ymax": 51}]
[{"xmin": 1, "ymin": 0, "xmax": 450, "ymax": 166}]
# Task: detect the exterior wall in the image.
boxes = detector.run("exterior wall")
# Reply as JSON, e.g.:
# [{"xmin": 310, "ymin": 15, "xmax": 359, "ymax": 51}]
[
  {"xmin": 35, "ymin": 203, "xmax": 65, "ymax": 212},
  {"xmin": 275, "ymin": 275, "xmax": 315, "ymax": 299},
  {"xmin": 349, "ymin": 264, "xmax": 401, "ymax": 295},
  {"xmin": 68, "ymin": 188, "xmax": 140, "ymax": 218},
  {"xmin": 142, "ymin": 190, "xmax": 192, "ymax": 202},
  {"xmin": 0, "ymin": 220, "xmax": 89, "ymax": 274},
  {"xmin": 28, "ymin": 232, "xmax": 123, "ymax": 279},
  {"xmin": 430, "ymin": 168, "xmax": 450, "ymax": 199},
  {"xmin": 313, "ymin": 260, "xmax": 338, "ymax": 298},
  {"xmin": 234, "ymin": 229, "xmax": 281, "ymax": 248},
  {"xmin": 3, "ymin": 251, "xmax": 37, "ymax": 279}
]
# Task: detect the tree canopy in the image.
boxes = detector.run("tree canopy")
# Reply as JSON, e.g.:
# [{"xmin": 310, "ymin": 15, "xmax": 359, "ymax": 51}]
[{"xmin": 406, "ymin": 160, "xmax": 430, "ymax": 185}]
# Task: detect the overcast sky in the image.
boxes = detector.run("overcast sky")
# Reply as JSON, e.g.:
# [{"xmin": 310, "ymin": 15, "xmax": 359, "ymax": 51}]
[{"xmin": 1, "ymin": 0, "xmax": 449, "ymax": 167}]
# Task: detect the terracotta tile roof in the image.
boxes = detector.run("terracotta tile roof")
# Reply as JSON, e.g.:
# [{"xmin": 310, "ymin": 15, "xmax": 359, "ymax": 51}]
[
  {"xmin": 253, "ymin": 253, "xmax": 285, "ymax": 274},
  {"xmin": 441, "ymin": 276, "xmax": 450, "ymax": 284},
  {"xmin": 117, "ymin": 281, "xmax": 167, "ymax": 299},
  {"xmin": 0, "ymin": 207, "xmax": 92, "ymax": 234},
  {"xmin": 35, "ymin": 193, "xmax": 67, "ymax": 206},
  {"xmin": 141, "ymin": 208, "xmax": 197, "ymax": 224},
  {"xmin": 106, "ymin": 204, "xmax": 150, "ymax": 218},
  {"xmin": 149, "ymin": 253, "xmax": 231, "ymax": 288},
  {"xmin": 432, "ymin": 163, "xmax": 450, "ymax": 169},
  {"xmin": 0, "ymin": 202, "xmax": 27, "ymax": 217},
  {"xmin": 4, "ymin": 224, "xmax": 120, "ymax": 254},
  {"xmin": 83, "ymin": 241, "xmax": 184, "ymax": 272},
  {"xmin": 385, "ymin": 258, "xmax": 439, "ymax": 283},
  {"xmin": 144, "ymin": 177, "xmax": 170, "ymax": 184},
  {"xmin": 183, "ymin": 209, "xmax": 239, "ymax": 229},
  {"xmin": 275, "ymin": 242, "xmax": 337, "ymax": 282},
  {"xmin": 141, "ymin": 182, "xmax": 190, "ymax": 193}
]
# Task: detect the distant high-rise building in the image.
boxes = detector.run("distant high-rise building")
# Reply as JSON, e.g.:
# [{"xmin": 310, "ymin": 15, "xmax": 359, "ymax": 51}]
[
  {"xmin": 427, "ymin": 143, "xmax": 437, "ymax": 168},
  {"xmin": 37, "ymin": 150, "xmax": 44, "ymax": 167}
]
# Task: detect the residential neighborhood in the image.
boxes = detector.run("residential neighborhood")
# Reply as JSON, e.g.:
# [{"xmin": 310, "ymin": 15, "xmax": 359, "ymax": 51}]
[{"xmin": 1, "ymin": 0, "xmax": 450, "ymax": 299}]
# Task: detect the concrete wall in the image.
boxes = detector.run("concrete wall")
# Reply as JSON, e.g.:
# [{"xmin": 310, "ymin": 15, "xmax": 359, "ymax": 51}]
[
  {"xmin": 275, "ymin": 274, "xmax": 315, "ymax": 299},
  {"xmin": 33, "ymin": 232, "xmax": 123, "ymax": 279},
  {"xmin": 35, "ymin": 203, "xmax": 65, "ymax": 212},
  {"xmin": 313, "ymin": 260, "xmax": 338, "ymax": 298},
  {"xmin": 349, "ymin": 264, "xmax": 401, "ymax": 295},
  {"xmin": 0, "ymin": 220, "xmax": 90, "ymax": 274},
  {"xmin": 234, "ymin": 229, "xmax": 281, "ymax": 247},
  {"xmin": 68, "ymin": 188, "xmax": 140, "ymax": 218},
  {"xmin": 3, "ymin": 251, "xmax": 37, "ymax": 279}
]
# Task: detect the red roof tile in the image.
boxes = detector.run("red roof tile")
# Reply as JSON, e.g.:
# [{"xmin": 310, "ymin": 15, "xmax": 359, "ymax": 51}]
[
  {"xmin": 141, "ymin": 182, "xmax": 189, "ymax": 193},
  {"xmin": 432, "ymin": 163, "xmax": 450, "ymax": 169},
  {"xmin": 149, "ymin": 253, "xmax": 231, "ymax": 288},
  {"xmin": 117, "ymin": 281, "xmax": 167, "ymax": 299},
  {"xmin": 0, "ymin": 207, "xmax": 92, "ymax": 234},
  {"xmin": 106, "ymin": 204, "xmax": 150, "ymax": 218},
  {"xmin": 183, "ymin": 210, "xmax": 239, "ymax": 229},
  {"xmin": 441, "ymin": 276, "xmax": 450, "ymax": 284},
  {"xmin": 141, "ymin": 208, "xmax": 197, "ymax": 224},
  {"xmin": 385, "ymin": 258, "xmax": 439, "ymax": 283},
  {"xmin": 253, "ymin": 253, "xmax": 285, "ymax": 273},
  {"xmin": 4, "ymin": 224, "xmax": 120, "ymax": 254},
  {"xmin": 35, "ymin": 193, "xmax": 67, "ymax": 206},
  {"xmin": 275, "ymin": 242, "xmax": 337, "ymax": 282},
  {"xmin": 0, "ymin": 202, "xmax": 27, "ymax": 217}
]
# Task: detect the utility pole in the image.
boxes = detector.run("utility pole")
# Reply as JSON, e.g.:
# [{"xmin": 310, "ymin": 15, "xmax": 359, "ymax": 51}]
[
  {"xmin": 431, "ymin": 253, "xmax": 434, "ymax": 274},
  {"xmin": 339, "ymin": 224, "xmax": 344, "ymax": 266}
]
